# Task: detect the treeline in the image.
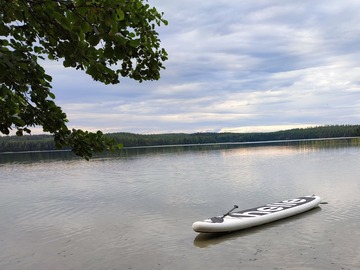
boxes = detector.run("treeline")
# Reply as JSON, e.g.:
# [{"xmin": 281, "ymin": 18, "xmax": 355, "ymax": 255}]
[
  {"xmin": 1, "ymin": 125, "xmax": 360, "ymax": 153},
  {"xmin": 110, "ymin": 125, "xmax": 360, "ymax": 147},
  {"xmin": 0, "ymin": 134, "xmax": 58, "ymax": 153}
]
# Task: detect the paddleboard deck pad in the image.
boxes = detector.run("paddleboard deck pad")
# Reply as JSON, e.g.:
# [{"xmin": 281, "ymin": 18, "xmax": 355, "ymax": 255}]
[{"xmin": 192, "ymin": 195, "xmax": 321, "ymax": 233}]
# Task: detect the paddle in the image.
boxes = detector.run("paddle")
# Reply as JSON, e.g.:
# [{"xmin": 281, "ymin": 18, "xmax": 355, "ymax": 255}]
[{"xmin": 210, "ymin": 205, "xmax": 238, "ymax": 223}]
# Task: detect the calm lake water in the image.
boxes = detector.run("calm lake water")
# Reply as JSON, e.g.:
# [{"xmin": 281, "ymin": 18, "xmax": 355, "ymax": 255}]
[{"xmin": 1, "ymin": 139, "xmax": 360, "ymax": 270}]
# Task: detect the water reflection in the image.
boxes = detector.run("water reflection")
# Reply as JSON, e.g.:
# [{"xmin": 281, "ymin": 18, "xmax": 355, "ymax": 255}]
[
  {"xmin": 0, "ymin": 150, "xmax": 77, "ymax": 164},
  {"xmin": 1, "ymin": 137, "xmax": 359, "ymax": 164},
  {"xmin": 0, "ymin": 138, "xmax": 360, "ymax": 270}
]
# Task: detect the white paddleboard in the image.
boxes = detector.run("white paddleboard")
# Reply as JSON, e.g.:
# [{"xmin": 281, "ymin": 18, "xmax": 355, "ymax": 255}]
[{"xmin": 192, "ymin": 195, "xmax": 321, "ymax": 233}]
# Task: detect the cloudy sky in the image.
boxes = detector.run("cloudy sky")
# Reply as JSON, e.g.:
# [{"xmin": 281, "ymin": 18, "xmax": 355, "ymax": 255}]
[{"xmin": 45, "ymin": 0, "xmax": 360, "ymax": 134}]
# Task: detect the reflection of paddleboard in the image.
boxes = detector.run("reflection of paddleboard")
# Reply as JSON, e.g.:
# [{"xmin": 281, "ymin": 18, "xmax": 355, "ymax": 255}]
[{"xmin": 192, "ymin": 195, "xmax": 321, "ymax": 233}]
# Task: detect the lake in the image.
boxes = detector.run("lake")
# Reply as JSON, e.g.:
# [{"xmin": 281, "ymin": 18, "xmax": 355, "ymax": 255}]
[{"xmin": 1, "ymin": 139, "xmax": 360, "ymax": 270}]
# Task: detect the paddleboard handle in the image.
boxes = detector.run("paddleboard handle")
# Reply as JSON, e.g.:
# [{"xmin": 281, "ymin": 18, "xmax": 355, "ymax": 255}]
[
  {"xmin": 210, "ymin": 205, "xmax": 239, "ymax": 223},
  {"xmin": 223, "ymin": 205, "xmax": 239, "ymax": 217}
]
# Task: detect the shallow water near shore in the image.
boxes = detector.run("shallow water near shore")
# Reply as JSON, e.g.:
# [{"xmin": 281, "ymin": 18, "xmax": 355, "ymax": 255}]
[{"xmin": 1, "ymin": 139, "xmax": 360, "ymax": 269}]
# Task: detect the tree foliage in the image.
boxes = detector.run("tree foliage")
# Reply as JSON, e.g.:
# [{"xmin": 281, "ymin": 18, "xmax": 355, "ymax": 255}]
[{"xmin": 0, "ymin": 0, "xmax": 168, "ymax": 159}]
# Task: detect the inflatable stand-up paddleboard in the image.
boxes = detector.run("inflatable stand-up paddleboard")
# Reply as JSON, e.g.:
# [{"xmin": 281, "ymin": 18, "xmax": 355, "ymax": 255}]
[{"xmin": 192, "ymin": 195, "xmax": 321, "ymax": 233}]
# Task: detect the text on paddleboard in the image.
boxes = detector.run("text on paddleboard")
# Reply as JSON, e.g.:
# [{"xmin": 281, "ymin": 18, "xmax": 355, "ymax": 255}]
[{"xmin": 229, "ymin": 198, "xmax": 311, "ymax": 218}]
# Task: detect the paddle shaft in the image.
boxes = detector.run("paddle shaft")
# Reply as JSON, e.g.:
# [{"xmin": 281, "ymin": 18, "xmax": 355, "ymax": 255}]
[{"xmin": 222, "ymin": 205, "xmax": 238, "ymax": 217}]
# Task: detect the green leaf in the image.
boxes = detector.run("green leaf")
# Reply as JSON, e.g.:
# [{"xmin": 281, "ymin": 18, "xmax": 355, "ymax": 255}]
[
  {"xmin": 48, "ymin": 92, "xmax": 56, "ymax": 99},
  {"xmin": 81, "ymin": 22, "xmax": 93, "ymax": 33},
  {"xmin": 88, "ymin": 34, "xmax": 101, "ymax": 46},
  {"xmin": 12, "ymin": 116, "xmax": 25, "ymax": 127},
  {"xmin": 104, "ymin": 46, "xmax": 114, "ymax": 58},
  {"xmin": 129, "ymin": 39, "xmax": 140, "ymax": 47},
  {"xmin": 34, "ymin": 46, "xmax": 43, "ymax": 54},
  {"xmin": 116, "ymin": 9, "xmax": 125, "ymax": 21}
]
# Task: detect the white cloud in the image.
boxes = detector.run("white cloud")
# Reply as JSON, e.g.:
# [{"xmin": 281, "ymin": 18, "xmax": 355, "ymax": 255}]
[{"xmin": 41, "ymin": 0, "xmax": 360, "ymax": 134}]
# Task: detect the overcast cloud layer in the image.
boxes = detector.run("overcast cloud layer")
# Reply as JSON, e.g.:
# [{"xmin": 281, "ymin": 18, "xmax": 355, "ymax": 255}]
[{"xmin": 45, "ymin": 0, "xmax": 360, "ymax": 134}]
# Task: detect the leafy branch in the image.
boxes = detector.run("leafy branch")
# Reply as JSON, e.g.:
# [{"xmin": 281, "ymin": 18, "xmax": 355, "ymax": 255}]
[{"xmin": 0, "ymin": 0, "xmax": 167, "ymax": 159}]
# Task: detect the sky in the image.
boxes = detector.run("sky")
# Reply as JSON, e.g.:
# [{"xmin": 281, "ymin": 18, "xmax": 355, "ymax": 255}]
[{"xmin": 44, "ymin": 0, "xmax": 360, "ymax": 134}]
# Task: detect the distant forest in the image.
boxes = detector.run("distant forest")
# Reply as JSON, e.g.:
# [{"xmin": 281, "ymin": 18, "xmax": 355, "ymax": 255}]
[{"xmin": 1, "ymin": 125, "xmax": 360, "ymax": 153}]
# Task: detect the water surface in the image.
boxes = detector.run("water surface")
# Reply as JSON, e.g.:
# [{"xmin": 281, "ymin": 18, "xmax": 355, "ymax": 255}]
[{"xmin": 1, "ymin": 139, "xmax": 359, "ymax": 269}]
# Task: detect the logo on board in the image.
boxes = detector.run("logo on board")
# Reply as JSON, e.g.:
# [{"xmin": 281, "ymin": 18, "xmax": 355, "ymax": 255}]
[{"xmin": 228, "ymin": 197, "xmax": 313, "ymax": 218}]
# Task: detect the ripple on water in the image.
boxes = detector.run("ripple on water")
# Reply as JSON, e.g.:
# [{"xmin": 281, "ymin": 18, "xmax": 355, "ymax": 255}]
[
  {"xmin": 322, "ymin": 199, "xmax": 360, "ymax": 224},
  {"xmin": 1, "ymin": 143, "xmax": 360, "ymax": 270}
]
